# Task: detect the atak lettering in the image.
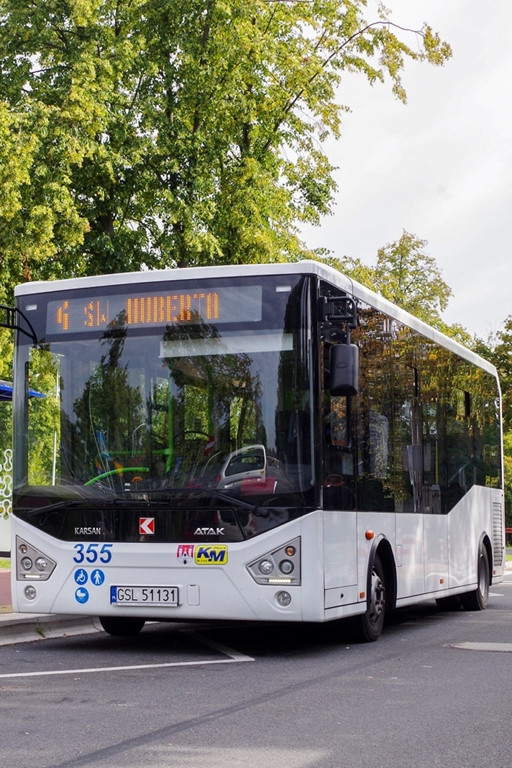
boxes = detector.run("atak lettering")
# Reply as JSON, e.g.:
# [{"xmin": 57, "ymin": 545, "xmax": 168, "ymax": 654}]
[{"xmin": 193, "ymin": 527, "xmax": 225, "ymax": 536}]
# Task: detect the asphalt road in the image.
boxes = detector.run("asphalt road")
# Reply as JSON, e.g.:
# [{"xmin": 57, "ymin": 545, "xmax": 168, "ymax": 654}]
[{"xmin": 1, "ymin": 575, "xmax": 512, "ymax": 768}]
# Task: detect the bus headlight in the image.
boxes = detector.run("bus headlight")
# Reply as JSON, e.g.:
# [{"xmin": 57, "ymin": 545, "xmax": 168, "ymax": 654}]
[
  {"xmin": 16, "ymin": 538, "xmax": 56, "ymax": 582},
  {"xmin": 24, "ymin": 586, "xmax": 37, "ymax": 600},
  {"xmin": 276, "ymin": 591, "xmax": 292, "ymax": 607},
  {"xmin": 258, "ymin": 559, "xmax": 274, "ymax": 575},
  {"xmin": 247, "ymin": 538, "xmax": 301, "ymax": 586}
]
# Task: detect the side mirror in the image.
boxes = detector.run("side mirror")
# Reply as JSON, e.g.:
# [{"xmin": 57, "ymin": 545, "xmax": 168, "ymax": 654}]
[{"xmin": 330, "ymin": 344, "xmax": 359, "ymax": 396}]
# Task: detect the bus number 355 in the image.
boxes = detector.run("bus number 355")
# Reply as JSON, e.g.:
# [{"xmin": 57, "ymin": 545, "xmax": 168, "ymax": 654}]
[{"xmin": 73, "ymin": 543, "xmax": 113, "ymax": 564}]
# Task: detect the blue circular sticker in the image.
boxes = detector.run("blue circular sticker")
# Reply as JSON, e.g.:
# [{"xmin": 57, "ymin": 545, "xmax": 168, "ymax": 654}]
[
  {"xmin": 74, "ymin": 568, "xmax": 88, "ymax": 585},
  {"xmin": 90, "ymin": 569, "xmax": 105, "ymax": 586},
  {"xmin": 74, "ymin": 587, "xmax": 89, "ymax": 604}
]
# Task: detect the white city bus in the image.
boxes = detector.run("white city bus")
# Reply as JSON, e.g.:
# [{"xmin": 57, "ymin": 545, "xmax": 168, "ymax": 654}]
[{"xmin": 7, "ymin": 261, "xmax": 504, "ymax": 640}]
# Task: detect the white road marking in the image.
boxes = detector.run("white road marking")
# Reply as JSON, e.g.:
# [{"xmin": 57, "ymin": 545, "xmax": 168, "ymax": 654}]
[
  {"xmin": 185, "ymin": 630, "xmax": 253, "ymax": 663},
  {"xmin": 0, "ymin": 630, "xmax": 254, "ymax": 679}
]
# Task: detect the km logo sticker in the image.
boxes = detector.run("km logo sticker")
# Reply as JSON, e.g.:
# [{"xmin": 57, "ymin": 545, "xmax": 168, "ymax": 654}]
[{"xmin": 194, "ymin": 545, "xmax": 228, "ymax": 565}]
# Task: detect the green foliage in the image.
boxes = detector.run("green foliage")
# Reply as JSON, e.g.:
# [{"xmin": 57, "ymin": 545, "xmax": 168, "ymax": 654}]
[
  {"xmin": 480, "ymin": 320, "xmax": 512, "ymax": 526},
  {"xmin": 320, "ymin": 230, "xmax": 455, "ymax": 332},
  {"xmin": 26, "ymin": 349, "xmax": 61, "ymax": 485},
  {"xmin": 484, "ymin": 316, "xmax": 512, "ymax": 433},
  {"xmin": 502, "ymin": 433, "xmax": 512, "ymax": 529},
  {"xmin": 372, "ymin": 230, "xmax": 452, "ymax": 324},
  {"xmin": 0, "ymin": 0, "xmax": 451, "ymax": 298},
  {"xmin": 0, "ymin": 331, "xmax": 13, "ymax": 486}
]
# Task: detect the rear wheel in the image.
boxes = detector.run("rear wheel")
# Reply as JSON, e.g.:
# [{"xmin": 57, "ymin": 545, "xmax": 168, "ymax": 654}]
[
  {"xmin": 350, "ymin": 554, "xmax": 386, "ymax": 642},
  {"xmin": 98, "ymin": 616, "xmax": 146, "ymax": 636},
  {"xmin": 461, "ymin": 546, "xmax": 490, "ymax": 611}
]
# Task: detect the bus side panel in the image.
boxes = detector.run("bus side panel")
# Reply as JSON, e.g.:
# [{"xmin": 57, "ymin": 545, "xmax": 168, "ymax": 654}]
[
  {"xmin": 447, "ymin": 485, "xmax": 505, "ymax": 588},
  {"xmin": 322, "ymin": 510, "xmax": 359, "ymax": 614},
  {"xmin": 423, "ymin": 513, "xmax": 448, "ymax": 594},
  {"xmin": 395, "ymin": 513, "xmax": 424, "ymax": 599},
  {"xmin": 323, "ymin": 510, "xmax": 357, "ymax": 590}
]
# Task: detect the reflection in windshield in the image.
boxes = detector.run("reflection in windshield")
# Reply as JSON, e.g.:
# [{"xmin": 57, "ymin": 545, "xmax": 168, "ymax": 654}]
[{"xmin": 25, "ymin": 315, "xmax": 312, "ymax": 509}]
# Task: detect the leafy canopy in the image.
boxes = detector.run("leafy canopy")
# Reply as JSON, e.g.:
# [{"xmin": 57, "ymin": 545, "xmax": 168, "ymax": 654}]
[
  {"xmin": 320, "ymin": 230, "xmax": 472, "ymax": 340},
  {"xmin": 0, "ymin": 0, "xmax": 451, "ymax": 302}
]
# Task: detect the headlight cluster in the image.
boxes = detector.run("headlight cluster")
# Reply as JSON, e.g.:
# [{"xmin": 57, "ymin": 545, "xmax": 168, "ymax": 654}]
[
  {"xmin": 247, "ymin": 538, "xmax": 301, "ymax": 586},
  {"xmin": 16, "ymin": 537, "xmax": 56, "ymax": 582}
]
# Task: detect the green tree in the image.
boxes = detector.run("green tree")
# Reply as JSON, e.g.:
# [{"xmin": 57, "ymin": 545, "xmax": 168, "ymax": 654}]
[
  {"xmin": 484, "ymin": 316, "xmax": 512, "ymax": 433},
  {"xmin": 0, "ymin": 0, "xmax": 451, "ymax": 299},
  {"xmin": 322, "ymin": 230, "xmax": 473, "ymax": 343},
  {"xmin": 477, "ymin": 323, "xmax": 512, "ymax": 529},
  {"xmin": 372, "ymin": 230, "xmax": 452, "ymax": 325},
  {"xmin": 503, "ymin": 436, "xmax": 512, "ymax": 530}
]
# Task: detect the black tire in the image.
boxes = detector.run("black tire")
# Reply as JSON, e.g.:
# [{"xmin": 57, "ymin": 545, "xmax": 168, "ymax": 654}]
[
  {"xmin": 435, "ymin": 595, "xmax": 461, "ymax": 611},
  {"xmin": 98, "ymin": 616, "xmax": 146, "ymax": 636},
  {"xmin": 461, "ymin": 546, "xmax": 490, "ymax": 611},
  {"xmin": 350, "ymin": 554, "xmax": 386, "ymax": 642}
]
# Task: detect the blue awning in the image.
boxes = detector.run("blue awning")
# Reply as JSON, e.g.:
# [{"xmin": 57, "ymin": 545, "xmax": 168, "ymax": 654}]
[
  {"xmin": 0, "ymin": 381, "xmax": 44, "ymax": 401},
  {"xmin": 0, "ymin": 382, "xmax": 13, "ymax": 401}
]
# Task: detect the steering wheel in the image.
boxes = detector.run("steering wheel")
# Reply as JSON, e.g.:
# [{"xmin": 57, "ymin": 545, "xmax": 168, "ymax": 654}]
[{"xmin": 85, "ymin": 467, "xmax": 150, "ymax": 486}]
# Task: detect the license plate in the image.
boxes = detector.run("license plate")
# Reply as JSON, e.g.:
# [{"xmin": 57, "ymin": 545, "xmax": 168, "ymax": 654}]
[{"xmin": 110, "ymin": 585, "xmax": 179, "ymax": 606}]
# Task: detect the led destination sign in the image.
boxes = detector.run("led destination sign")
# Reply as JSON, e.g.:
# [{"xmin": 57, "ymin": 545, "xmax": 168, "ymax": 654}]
[{"xmin": 46, "ymin": 285, "xmax": 263, "ymax": 334}]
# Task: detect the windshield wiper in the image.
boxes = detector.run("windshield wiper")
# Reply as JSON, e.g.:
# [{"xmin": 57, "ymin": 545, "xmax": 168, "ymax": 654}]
[{"xmin": 18, "ymin": 485, "xmax": 276, "ymax": 519}]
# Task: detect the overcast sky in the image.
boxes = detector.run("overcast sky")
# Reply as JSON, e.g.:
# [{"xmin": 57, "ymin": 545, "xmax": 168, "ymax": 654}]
[{"xmin": 300, "ymin": 0, "xmax": 512, "ymax": 339}]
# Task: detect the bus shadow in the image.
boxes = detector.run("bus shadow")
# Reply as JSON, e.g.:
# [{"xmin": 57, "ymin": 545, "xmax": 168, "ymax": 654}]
[{"xmin": 39, "ymin": 599, "xmax": 461, "ymax": 663}]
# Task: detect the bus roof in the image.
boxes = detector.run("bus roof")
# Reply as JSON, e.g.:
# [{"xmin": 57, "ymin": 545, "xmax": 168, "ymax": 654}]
[{"xmin": 14, "ymin": 260, "xmax": 497, "ymax": 378}]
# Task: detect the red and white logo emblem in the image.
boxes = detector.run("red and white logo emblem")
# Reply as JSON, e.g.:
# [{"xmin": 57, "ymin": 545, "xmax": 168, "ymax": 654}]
[
  {"xmin": 139, "ymin": 517, "xmax": 155, "ymax": 535},
  {"xmin": 177, "ymin": 544, "xmax": 194, "ymax": 564}
]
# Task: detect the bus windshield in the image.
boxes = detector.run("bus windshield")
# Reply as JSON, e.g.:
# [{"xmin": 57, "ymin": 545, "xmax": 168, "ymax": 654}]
[{"xmin": 16, "ymin": 276, "xmax": 315, "ymax": 512}]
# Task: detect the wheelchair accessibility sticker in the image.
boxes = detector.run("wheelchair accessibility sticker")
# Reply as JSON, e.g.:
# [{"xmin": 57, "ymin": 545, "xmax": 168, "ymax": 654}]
[
  {"xmin": 74, "ymin": 568, "xmax": 88, "ymax": 585},
  {"xmin": 73, "ymin": 568, "xmax": 105, "ymax": 602}
]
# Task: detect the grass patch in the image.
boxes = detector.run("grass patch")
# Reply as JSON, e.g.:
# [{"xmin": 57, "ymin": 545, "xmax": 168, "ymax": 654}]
[{"xmin": 0, "ymin": 558, "xmax": 10, "ymax": 570}]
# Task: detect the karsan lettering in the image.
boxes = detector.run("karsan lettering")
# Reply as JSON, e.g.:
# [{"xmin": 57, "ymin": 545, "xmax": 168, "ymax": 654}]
[
  {"xmin": 74, "ymin": 527, "xmax": 103, "ymax": 536},
  {"xmin": 194, "ymin": 527, "xmax": 225, "ymax": 536}
]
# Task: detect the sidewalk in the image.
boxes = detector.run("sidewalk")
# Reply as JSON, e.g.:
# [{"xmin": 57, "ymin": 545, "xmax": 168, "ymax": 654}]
[{"xmin": 0, "ymin": 569, "xmax": 99, "ymax": 644}]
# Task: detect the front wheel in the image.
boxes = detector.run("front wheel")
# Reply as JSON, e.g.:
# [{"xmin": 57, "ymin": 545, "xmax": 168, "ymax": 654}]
[
  {"xmin": 350, "ymin": 554, "xmax": 386, "ymax": 642},
  {"xmin": 461, "ymin": 546, "xmax": 490, "ymax": 611},
  {"xmin": 98, "ymin": 616, "xmax": 146, "ymax": 636}
]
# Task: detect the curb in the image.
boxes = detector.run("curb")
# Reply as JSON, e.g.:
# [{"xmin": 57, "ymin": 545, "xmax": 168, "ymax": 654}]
[{"xmin": 0, "ymin": 613, "xmax": 100, "ymax": 646}]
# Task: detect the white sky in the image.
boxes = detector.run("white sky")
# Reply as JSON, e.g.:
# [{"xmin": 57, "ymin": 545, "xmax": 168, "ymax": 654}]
[{"xmin": 300, "ymin": 0, "xmax": 512, "ymax": 339}]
